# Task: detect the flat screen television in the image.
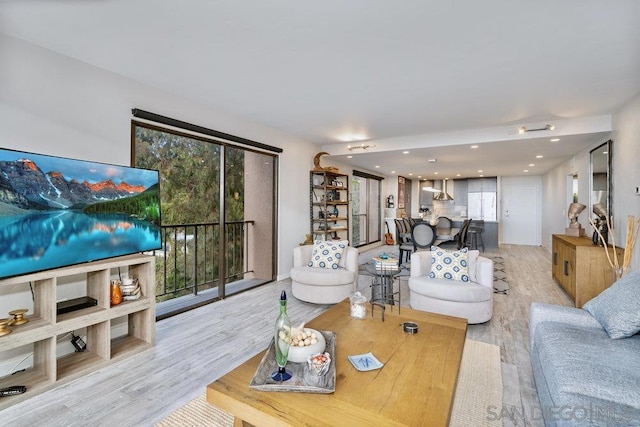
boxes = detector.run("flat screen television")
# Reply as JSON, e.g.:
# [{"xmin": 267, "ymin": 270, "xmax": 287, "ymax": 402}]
[{"xmin": 0, "ymin": 147, "xmax": 162, "ymax": 280}]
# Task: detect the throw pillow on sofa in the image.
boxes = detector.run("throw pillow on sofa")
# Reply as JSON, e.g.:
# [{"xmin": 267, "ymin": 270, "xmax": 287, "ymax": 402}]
[
  {"xmin": 583, "ymin": 271, "xmax": 640, "ymax": 339},
  {"xmin": 308, "ymin": 240, "xmax": 348, "ymax": 270},
  {"xmin": 428, "ymin": 246, "xmax": 470, "ymax": 282}
]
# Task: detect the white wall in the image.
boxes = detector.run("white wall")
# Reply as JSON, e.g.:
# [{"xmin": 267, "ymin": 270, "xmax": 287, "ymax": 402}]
[
  {"xmin": 542, "ymin": 139, "xmax": 607, "ymax": 249},
  {"xmin": 610, "ymin": 92, "xmax": 640, "ymax": 270},
  {"xmin": 542, "ymin": 91, "xmax": 640, "ymax": 271}
]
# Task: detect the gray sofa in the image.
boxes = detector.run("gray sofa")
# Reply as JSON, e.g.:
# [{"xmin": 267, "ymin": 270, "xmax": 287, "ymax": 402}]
[{"xmin": 530, "ymin": 276, "xmax": 640, "ymax": 427}]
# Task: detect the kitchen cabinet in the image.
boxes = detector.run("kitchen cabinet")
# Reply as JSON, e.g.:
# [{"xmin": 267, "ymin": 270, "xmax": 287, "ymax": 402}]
[{"xmin": 467, "ymin": 177, "xmax": 497, "ymax": 221}]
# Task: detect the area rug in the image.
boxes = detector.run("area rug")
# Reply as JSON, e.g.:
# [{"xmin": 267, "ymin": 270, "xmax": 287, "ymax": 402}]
[
  {"xmin": 487, "ymin": 255, "xmax": 509, "ymax": 295},
  {"xmin": 156, "ymin": 339, "xmax": 503, "ymax": 427}
]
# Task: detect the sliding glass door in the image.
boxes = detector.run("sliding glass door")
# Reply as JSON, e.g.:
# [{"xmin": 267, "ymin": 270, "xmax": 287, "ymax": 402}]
[
  {"xmin": 132, "ymin": 122, "xmax": 277, "ymax": 315},
  {"xmin": 351, "ymin": 171, "xmax": 382, "ymax": 247}
]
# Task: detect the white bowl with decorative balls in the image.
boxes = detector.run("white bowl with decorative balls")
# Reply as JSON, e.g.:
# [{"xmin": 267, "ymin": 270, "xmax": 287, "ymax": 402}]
[{"xmin": 286, "ymin": 328, "xmax": 326, "ymax": 363}]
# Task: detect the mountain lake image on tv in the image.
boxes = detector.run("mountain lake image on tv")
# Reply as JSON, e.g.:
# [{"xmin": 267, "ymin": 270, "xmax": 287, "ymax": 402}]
[{"xmin": 0, "ymin": 148, "xmax": 161, "ymax": 280}]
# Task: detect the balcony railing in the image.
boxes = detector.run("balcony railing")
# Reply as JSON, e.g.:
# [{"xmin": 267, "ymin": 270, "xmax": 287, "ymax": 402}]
[{"xmin": 150, "ymin": 220, "xmax": 255, "ymax": 303}]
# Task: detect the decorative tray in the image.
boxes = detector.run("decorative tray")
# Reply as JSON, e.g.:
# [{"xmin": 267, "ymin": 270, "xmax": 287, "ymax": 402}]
[{"xmin": 249, "ymin": 330, "xmax": 336, "ymax": 393}]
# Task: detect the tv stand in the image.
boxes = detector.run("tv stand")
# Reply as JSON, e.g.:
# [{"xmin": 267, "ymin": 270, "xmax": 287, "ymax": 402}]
[{"xmin": 0, "ymin": 254, "xmax": 156, "ymax": 410}]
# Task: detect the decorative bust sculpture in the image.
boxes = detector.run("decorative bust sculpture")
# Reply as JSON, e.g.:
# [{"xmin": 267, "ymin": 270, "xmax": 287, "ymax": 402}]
[
  {"xmin": 566, "ymin": 202, "xmax": 586, "ymax": 236},
  {"xmin": 568, "ymin": 202, "xmax": 586, "ymax": 228}
]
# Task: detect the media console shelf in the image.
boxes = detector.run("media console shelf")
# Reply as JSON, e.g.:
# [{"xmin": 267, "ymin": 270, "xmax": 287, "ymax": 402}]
[{"xmin": 0, "ymin": 254, "xmax": 156, "ymax": 410}]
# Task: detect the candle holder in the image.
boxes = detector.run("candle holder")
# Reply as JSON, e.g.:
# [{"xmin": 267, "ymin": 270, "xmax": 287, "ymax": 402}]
[
  {"xmin": 8, "ymin": 308, "xmax": 29, "ymax": 326},
  {"xmin": 0, "ymin": 318, "xmax": 11, "ymax": 336}
]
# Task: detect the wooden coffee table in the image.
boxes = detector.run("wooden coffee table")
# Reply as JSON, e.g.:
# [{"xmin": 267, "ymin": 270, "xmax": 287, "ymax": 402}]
[{"xmin": 206, "ymin": 299, "xmax": 467, "ymax": 426}]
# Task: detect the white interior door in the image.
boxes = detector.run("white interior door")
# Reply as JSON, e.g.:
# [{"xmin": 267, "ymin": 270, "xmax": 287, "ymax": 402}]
[{"xmin": 501, "ymin": 183, "xmax": 540, "ymax": 245}]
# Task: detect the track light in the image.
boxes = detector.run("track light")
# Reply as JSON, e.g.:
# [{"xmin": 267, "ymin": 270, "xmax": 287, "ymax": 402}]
[
  {"xmin": 518, "ymin": 124, "xmax": 555, "ymax": 134},
  {"xmin": 346, "ymin": 143, "xmax": 375, "ymax": 151}
]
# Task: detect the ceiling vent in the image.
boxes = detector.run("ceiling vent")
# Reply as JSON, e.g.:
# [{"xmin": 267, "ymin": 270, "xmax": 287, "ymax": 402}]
[{"xmin": 434, "ymin": 179, "xmax": 454, "ymax": 201}]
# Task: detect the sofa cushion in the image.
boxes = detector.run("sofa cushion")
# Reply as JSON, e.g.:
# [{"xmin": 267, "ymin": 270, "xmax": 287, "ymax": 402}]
[
  {"xmin": 428, "ymin": 246, "xmax": 469, "ymax": 282},
  {"xmin": 408, "ymin": 276, "xmax": 491, "ymax": 303},
  {"xmin": 307, "ymin": 240, "xmax": 348, "ymax": 270},
  {"xmin": 532, "ymin": 321, "xmax": 640, "ymax": 412},
  {"xmin": 583, "ymin": 271, "xmax": 640, "ymax": 339},
  {"xmin": 290, "ymin": 266, "xmax": 355, "ymax": 286}
]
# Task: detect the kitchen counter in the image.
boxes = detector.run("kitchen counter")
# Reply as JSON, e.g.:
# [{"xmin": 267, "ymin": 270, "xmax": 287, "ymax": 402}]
[{"xmin": 451, "ymin": 220, "xmax": 498, "ymax": 251}]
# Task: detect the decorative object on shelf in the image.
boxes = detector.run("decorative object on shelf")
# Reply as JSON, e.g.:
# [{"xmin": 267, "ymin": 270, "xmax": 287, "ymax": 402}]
[
  {"xmin": 0, "ymin": 318, "xmax": 11, "ymax": 336},
  {"xmin": 397, "ymin": 176, "xmax": 406, "ymax": 209},
  {"xmin": 110, "ymin": 279, "xmax": 123, "ymax": 306},
  {"xmin": 333, "ymin": 205, "xmax": 339, "ymax": 217},
  {"xmin": 8, "ymin": 309, "xmax": 29, "ymax": 326},
  {"xmin": 565, "ymin": 202, "xmax": 586, "ymax": 237},
  {"xmin": 300, "ymin": 234, "xmax": 313, "ymax": 246},
  {"xmin": 272, "ymin": 290, "xmax": 292, "ymax": 381},
  {"xmin": 592, "ymin": 203, "xmax": 609, "ymax": 246},
  {"xmin": 312, "ymin": 152, "xmax": 339, "ymax": 173},
  {"xmin": 387, "ymin": 195, "xmax": 394, "ymax": 208},
  {"xmin": 121, "ymin": 278, "xmax": 141, "ymax": 301},
  {"xmin": 589, "ymin": 214, "xmax": 640, "ymax": 281}
]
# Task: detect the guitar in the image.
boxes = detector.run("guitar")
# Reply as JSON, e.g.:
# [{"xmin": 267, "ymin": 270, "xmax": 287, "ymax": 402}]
[{"xmin": 385, "ymin": 222, "xmax": 395, "ymax": 245}]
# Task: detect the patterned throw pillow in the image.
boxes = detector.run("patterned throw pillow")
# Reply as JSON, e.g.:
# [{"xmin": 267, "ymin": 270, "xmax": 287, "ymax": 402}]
[
  {"xmin": 428, "ymin": 246, "xmax": 470, "ymax": 282},
  {"xmin": 308, "ymin": 240, "xmax": 348, "ymax": 270}
]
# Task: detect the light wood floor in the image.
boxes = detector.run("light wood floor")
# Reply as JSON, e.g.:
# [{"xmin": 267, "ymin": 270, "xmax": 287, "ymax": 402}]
[{"xmin": 0, "ymin": 244, "xmax": 571, "ymax": 427}]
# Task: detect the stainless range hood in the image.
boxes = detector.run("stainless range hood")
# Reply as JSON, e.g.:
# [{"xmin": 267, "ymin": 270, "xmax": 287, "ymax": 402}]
[{"xmin": 434, "ymin": 179, "xmax": 454, "ymax": 201}]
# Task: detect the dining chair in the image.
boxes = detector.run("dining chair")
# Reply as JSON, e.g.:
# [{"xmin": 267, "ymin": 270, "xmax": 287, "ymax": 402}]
[
  {"xmin": 438, "ymin": 219, "xmax": 471, "ymax": 250},
  {"xmin": 394, "ymin": 218, "xmax": 413, "ymax": 263},
  {"xmin": 467, "ymin": 219, "xmax": 485, "ymax": 251},
  {"xmin": 437, "ymin": 216, "xmax": 452, "ymax": 229},
  {"xmin": 411, "ymin": 223, "xmax": 437, "ymax": 251}
]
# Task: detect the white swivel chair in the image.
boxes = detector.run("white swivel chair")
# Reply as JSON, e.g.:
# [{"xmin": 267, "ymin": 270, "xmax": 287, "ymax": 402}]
[
  {"xmin": 290, "ymin": 244, "xmax": 359, "ymax": 304},
  {"xmin": 408, "ymin": 249, "xmax": 493, "ymax": 324}
]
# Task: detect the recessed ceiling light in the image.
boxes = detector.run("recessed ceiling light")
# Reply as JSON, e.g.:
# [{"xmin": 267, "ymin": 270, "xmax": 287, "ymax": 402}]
[
  {"xmin": 375, "ymin": 165, "xmax": 380, "ymax": 168},
  {"xmin": 477, "ymin": 170, "xmax": 483, "ymax": 173},
  {"xmin": 434, "ymin": 172, "xmax": 439, "ymax": 175},
  {"xmin": 456, "ymin": 174, "xmax": 461, "ymax": 177},
  {"xmin": 479, "ymin": 174, "xmax": 484, "ymax": 177},
  {"xmin": 603, "ymin": 151, "xmax": 608, "ymax": 154},
  {"xmin": 403, "ymin": 151, "xmax": 410, "ymax": 154},
  {"xmin": 523, "ymin": 169, "xmax": 529, "ymax": 173},
  {"xmin": 536, "ymin": 155, "xmax": 543, "ymax": 159},
  {"xmin": 417, "ymin": 176, "xmax": 422, "ymax": 178},
  {"xmin": 427, "ymin": 159, "xmax": 437, "ymax": 163},
  {"xmin": 470, "ymin": 145, "xmax": 479, "ymax": 149},
  {"xmin": 391, "ymin": 171, "xmax": 396, "ymax": 174},
  {"xmin": 550, "ymin": 138, "xmax": 560, "ymax": 142},
  {"xmin": 529, "ymin": 163, "xmax": 535, "ymax": 167},
  {"xmin": 347, "ymin": 155, "xmax": 353, "ymax": 159},
  {"xmin": 408, "ymin": 173, "xmax": 413, "ymax": 176}
]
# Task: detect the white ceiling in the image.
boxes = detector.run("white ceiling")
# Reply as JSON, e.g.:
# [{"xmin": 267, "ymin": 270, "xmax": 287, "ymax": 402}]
[{"xmin": 1, "ymin": 1, "xmax": 639, "ymax": 178}]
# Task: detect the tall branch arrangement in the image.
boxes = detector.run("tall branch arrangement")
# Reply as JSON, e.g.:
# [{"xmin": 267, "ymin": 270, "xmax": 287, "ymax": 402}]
[{"xmin": 589, "ymin": 215, "xmax": 640, "ymax": 276}]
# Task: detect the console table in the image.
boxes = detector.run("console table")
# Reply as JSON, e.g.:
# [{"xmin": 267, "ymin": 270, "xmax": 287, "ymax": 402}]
[{"xmin": 551, "ymin": 234, "xmax": 623, "ymax": 307}]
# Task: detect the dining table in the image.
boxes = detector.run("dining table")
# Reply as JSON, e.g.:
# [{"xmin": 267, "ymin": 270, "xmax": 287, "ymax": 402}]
[{"xmin": 435, "ymin": 227, "xmax": 459, "ymax": 242}]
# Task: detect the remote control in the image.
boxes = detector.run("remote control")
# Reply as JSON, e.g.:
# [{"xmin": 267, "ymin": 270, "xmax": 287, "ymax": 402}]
[{"xmin": 0, "ymin": 386, "xmax": 27, "ymax": 397}]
